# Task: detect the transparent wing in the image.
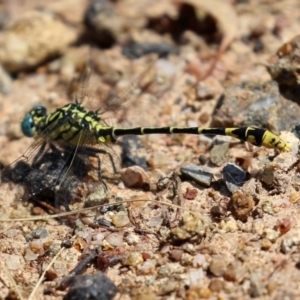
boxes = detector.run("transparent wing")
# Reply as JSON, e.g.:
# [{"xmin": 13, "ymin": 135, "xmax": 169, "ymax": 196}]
[
  {"xmin": 76, "ymin": 55, "xmax": 158, "ymax": 126},
  {"xmin": 0, "ymin": 128, "xmax": 120, "ymax": 212},
  {"xmin": 0, "ymin": 56, "xmax": 124, "ymax": 209},
  {"xmin": 53, "ymin": 130, "xmax": 121, "ymax": 211}
]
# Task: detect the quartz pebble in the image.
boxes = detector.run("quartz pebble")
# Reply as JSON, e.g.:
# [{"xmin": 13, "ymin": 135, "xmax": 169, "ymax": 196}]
[
  {"xmin": 105, "ymin": 232, "xmax": 124, "ymax": 247},
  {"xmin": 111, "ymin": 211, "xmax": 130, "ymax": 227}
]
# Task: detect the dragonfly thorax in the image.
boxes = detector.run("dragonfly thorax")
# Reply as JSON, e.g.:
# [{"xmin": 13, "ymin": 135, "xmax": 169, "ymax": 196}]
[{"xmin": 22, "ymin": 103, "xmax": 113, "ymax": 146}]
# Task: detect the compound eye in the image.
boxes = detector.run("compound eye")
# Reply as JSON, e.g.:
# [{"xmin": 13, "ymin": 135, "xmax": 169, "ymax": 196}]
[
  {"xmin": 21, "ymin": 113, "xmax": 34, "ymax": 137},
  {"xmin": 21, "ymin": 105, "xmax": 46, "ymax": 137}
]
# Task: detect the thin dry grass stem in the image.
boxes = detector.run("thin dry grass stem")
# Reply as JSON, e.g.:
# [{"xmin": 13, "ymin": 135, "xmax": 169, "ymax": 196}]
[
  {"xmin": 1, "ymin": 260, "xmax": 24, "ymax": 300},
  {"xmin": 0, "ymin": 198, "xmax": 209, "ymax": 223},
  {"xmin": 27, "ymin": 245, "xmax": 66, "ymax": 300}
]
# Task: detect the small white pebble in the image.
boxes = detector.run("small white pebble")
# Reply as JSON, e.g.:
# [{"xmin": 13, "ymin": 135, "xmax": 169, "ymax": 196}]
[
  {"xmin": 105, "ymin": 232, "xmax": 124, "ymax": 247},
  {"xmin": 193, "ymin": 253, "xmax": 206, "ymax": 268},
  {"xmin": 124, "ymin": 232, "xmax": 140, "ymax": 245},
  {"xmin": 4, "ymin": 254, "xmax": 26, "ymax": 268}
]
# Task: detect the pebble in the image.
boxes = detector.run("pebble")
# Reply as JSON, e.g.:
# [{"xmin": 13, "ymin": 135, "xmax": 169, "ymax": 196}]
[
  {"xmin": 138, "ymin": 259, "xmax": 157, "ymax": 274},
  {"xmin": 182, "ymin": 243, "xmax": 196, "ymax": 254},
  {"xmin": 157, "ymin": 280, "xmax": 178, "ymax": 296},
  {"xmin": 289, "ymin": 192, "xmax": 300, "ymax": 204},
  {"xmin": 5, "ymin": 228, "xmax": 21, "ymax": 238},
  {"xmin": 193, "ymin": 253, "xmax": 206, "ymax": 268},
  {"xmin": 105, "ymin": 232, "xmax": 124, "ymax": 247},
  {"xmin": 45, "ymin": 268, "xmax": 58, "ymax": 281},
  {"xmin": 0, "ymin": 10, "xmax": 76, "ymax": 73},
  {"xmin": 208, "ymin": 278, "xmax": 224, "ymax": 292},
  {"xmin": 111, "ymin": 211, "xmax": 130, "ymax": 227},
  {"xmin": 223, "ymin": 261, "xmax": 245, "ymax": 282},
  {"xmin": 122, "ymin": 252, "xmax": 144, "ymax": 267},
  {"xmin": 223, "ymin": 163, "xmax": 248, "ymax": 193},
  {"xmin": 229, "ymin": 190, "xmax": 254, "ymax": 221},
  {"xmin": 101, "ymin": 240, "xmax": 114, "ymax": 251},
  {"xmin": 148, "ymin": 215, "xmax": 163, "ymax": 227},
  {"xmin": 261, "ymin": 166, "xmax": 274, "ymax": 185},
  {"xmin": 169, "ymin": 249, "xmax": 183, "ymax": 262},
  {"xmin": 267, "ymin": 35, "xmax": 300, "ymax": 88},
  {"xmin": 210, "ymin": 205, "xmax": 227, "ymax": 219},
  {"xmin": 210, "ymin": 142, "xmax": 229, "ymax": 166},
  {"xmin": 180, "ymin": 165, "xmax": 213, "ymax": 187},
  {"xmin": 25, "ymin": 227, "xmax": 49, "ymax": 241},
  {"xmin": 183, "ymin": 187, "xmax": 198, "ymax": 200},
  {"xmin": 186, "ymin": 285, "xmax": 211, "ymax": 299},
  {"xmin": 96, "ymin": 252, "xmax": 122, "ymax": 271},
  {"xmin": 48, "ymin": 243, "xmax": 62, "ymax": 256},
  {"xmin": 63, "ymin": 272, "xmax": 117, "ymax": 300},
  {"xmin": 120, "ymin": 166, "xmax": 150, "ymax": 188},
  {"xmin": 4, "ymin": 254, "xmax": 25, "ymax": 269},
  {"xmin": 280, "ymin": 234, "xmax": 300, "ymax": 253},
  {"xmin": 158, "ymin": 262, "xmax": 185, "ymax": 277},
  {"xmin": 124, "ymin": 232, "xmax": 140, "ymax": 245},
  {"xmin": 186, "ymin": 268, "xmax": 205, "ymax": 287},
  {"xmin": 212, "ymin": 80, "xmax": 300, "ymax": 134},
  {"xmin": 168, "ymin": 212, "xmax": 207, "ymax": 242},
  {"xmin": 157, "ymin": 177, "xmax": 170, "ymax": 191},
  {"xmin": 262, "ymin": 228, "xmax": 279, "ymax": 242},
  {"xmin": 180, "ymin": 253, "xmax": 193, "ymax": 266},
  {"xmin": 218, "ymin": 218, "xmax": 238, "ymax": 233},
  {"xmin": 252, "ymin": 221, "xmax": 264, "ymax": 235},
  {"xmin": 74, "ymin": 221, "xmax": 93, "ymax": 239},
  {"xmin": 276, "ymin": 217, "xmax": 292, "ymax": 235},
  {"xmin": 24, "ymin": 247, "xmax": 39, "ymax": 261},
  {"xmin": 93, "ymin": 232, "xmax": 106, "ymax": 243},
  {"xmin": 73, "ymin": 237, "xmax": 88, "ymax": 251},
  {"xmin": 96, "ymin": 218, "xmax": 113, "ymax": 227},
  {"xmin": 85, "ymin": 183, "xmax": 110, "ymax": 207},
  {"xmin": 61, "ymin": 239, "xmax": 73, "ymax": 248},
  {"xmin": 261, "ymin": 238, "xmax": 272, "ymax": 250},
  {"xmin": 29, "ymin": 239, "xmax": 45, "ymax": 256},
  {"xmin": 261, "ymin": 201, "xmax": 275, "ymax": 215},
  {"xmin": 209, "ymin": 256, "xmax": 228, "ymax": 277}
]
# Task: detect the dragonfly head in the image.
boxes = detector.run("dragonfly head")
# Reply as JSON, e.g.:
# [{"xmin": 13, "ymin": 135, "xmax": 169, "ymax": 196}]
[{"xmin": 21, "ymin": 105, "xmax": 47, "ymax": 137}]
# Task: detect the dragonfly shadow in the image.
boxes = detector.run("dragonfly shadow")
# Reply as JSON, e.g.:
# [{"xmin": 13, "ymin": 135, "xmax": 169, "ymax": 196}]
[{"xmin": 1, "ymin": 144, "xmax": 107, "ymax": 211}]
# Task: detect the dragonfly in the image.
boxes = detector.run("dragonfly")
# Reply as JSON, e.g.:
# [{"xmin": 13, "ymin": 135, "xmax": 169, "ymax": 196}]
[{"xmin": 0, "ymin": 63, "xmax": 291, "ymax": 210}]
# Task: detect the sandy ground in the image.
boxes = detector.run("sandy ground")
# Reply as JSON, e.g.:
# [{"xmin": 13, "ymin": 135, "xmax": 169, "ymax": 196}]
[{"xmin": 0, "ymin": 0, "xmax": 300, "ymax": 299}]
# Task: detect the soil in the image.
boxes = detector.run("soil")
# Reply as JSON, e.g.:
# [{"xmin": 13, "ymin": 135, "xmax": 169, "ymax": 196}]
[{"xmin": 0, "ymin": 0, "xmax": 300, "ymax": 299}]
